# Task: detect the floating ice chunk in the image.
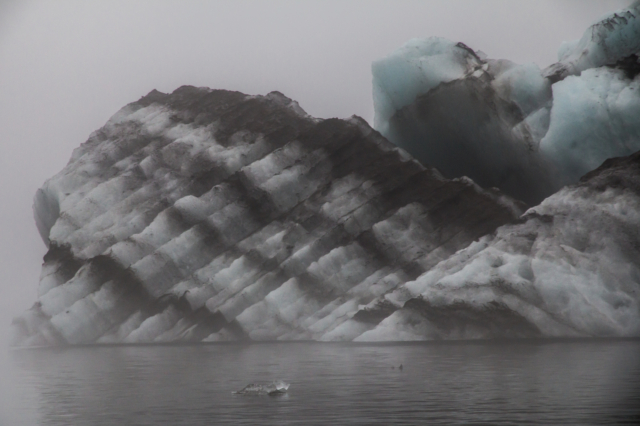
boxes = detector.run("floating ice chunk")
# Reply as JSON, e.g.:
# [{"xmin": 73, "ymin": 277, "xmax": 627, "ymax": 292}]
[{"xmin": 233, "ymin": 381, "xmax": 290, "ymax": 395}]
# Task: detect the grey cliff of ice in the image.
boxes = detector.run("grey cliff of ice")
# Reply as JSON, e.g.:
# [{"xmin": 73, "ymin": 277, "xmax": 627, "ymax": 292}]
[{"xmin": 11, "ymin": 4, "xmax": 640, "ymax": 345}]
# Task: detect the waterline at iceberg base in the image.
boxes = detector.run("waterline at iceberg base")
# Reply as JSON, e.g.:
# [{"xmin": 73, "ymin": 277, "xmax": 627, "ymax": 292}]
[{"xmin": 11, "ymin": 85, "xmax": 640, "ymax": 346}]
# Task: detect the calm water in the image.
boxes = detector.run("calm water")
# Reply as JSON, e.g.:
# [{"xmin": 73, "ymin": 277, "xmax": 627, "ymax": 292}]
[{"xmin": 2, "ymin": 340, "xmax": 639, "ymax": 425}]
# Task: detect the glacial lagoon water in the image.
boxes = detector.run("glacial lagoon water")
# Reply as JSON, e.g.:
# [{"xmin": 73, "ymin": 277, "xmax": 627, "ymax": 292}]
[{"xmin": 2, "ymin": 340, "xmax": 639, "ymax": 425}]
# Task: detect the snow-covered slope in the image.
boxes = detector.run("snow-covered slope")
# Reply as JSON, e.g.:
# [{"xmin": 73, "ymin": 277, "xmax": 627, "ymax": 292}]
[
  {"xmin": 359, "ymin": 152, "xmax": 640, "ymax": 340},
  {"xmin": 11, "ymin": 87, "xmax": 521, "ymax": 346},
  {"xmin": 373, "ymin": 3, "xmax": 640, "ymax": 205}
]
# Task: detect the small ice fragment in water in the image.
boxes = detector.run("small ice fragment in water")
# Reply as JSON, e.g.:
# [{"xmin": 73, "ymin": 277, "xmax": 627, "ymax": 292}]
[{"xmin": 233, "ymin": 380, "xmax": 290, "ymax": 395}]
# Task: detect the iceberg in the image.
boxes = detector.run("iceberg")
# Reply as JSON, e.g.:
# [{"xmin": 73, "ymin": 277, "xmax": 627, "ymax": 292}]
[
  {"xmin": 11, "ymin": 3, "xmax": 640, "ymax": 345},
  {"xmin": 373, "ymin": 3, "xmax": 640, "ymax": 204}
]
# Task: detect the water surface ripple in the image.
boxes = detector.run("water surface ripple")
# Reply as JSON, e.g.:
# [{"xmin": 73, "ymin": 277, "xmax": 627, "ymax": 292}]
[{"xmin": 3, "ymin": 340, "xmax": 640, "ymax": 425}]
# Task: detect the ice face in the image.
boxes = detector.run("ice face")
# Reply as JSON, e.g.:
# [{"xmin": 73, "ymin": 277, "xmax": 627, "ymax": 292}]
[
  {"xmin": 12, "ymin": 86, "xmax": 521, "ymax": 346},
  {"xmin": 373, "ymin": 3, "xmax": 640, "ymax": 205}
]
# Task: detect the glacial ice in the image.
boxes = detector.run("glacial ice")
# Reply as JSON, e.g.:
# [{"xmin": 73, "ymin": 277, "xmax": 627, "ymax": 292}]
[{"xmin": 373, "ymin": 3, "xmax": 640, "ymax": 204}]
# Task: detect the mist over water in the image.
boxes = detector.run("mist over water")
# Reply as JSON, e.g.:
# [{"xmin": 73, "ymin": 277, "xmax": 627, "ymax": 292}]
[{"xmin": 2, "ymin": 340, "xmax": 639, "ymax": 425}]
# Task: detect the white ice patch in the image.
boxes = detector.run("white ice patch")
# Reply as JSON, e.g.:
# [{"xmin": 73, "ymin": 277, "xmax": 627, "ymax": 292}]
[
  {"xmin": 132, "ymin": 105, "xmax": 173, "ymax": 135},
  {"xmin": 320, "ymin": 176, "xmax": 379, "ymax": 222},
  {"xmin": 372, "ymin": 203, "xmax": 437, "ymax": 264},
  {"xmin": 259, "ymin": 148, "xmax": 331, "ymax": 212},
  {"xmin": 241, "ymin": 141, "xmax": 305, "ymax": 185}
]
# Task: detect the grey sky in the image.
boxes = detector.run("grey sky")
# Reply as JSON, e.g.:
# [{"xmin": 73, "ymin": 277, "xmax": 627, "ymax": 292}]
[{"xmin": 0, "ymin": 0, "xmax": 632, "ymax": 344}]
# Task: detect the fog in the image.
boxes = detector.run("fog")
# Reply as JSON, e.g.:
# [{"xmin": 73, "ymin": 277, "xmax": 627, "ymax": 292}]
[{"xmin": 0, "ymin": 0, "xmax": 632, "ymax": 347}]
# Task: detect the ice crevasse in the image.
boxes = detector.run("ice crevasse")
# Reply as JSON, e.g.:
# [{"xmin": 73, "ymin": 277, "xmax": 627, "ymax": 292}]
[{"xmin": 373, "ymin": 3, "xmax": 640, "ymax": 205}]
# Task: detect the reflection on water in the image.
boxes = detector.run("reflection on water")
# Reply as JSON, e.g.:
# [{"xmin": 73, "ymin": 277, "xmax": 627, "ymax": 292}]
[{"xmin": 3, "ymin": 340, "xmax": 640, "ymax": 425}]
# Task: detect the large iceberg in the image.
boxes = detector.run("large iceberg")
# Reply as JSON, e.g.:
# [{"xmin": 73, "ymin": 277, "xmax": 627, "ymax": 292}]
[
  {"xmin": 373, "ymin": 3, "xmax": 640, "ymax": 205},
  {"xmin": 11, "ymin": 87, "xmax": 521, "ymax": 346},
  {"xmin": 12, "ymin": 4, "xmax": 640, "ymax": 345}
]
